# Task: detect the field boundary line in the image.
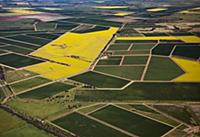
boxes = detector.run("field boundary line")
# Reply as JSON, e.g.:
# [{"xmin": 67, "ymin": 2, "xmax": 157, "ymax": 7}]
[
  {"xmin": 119, "ymin": 55, "xmax": 124, "ymax": 66},
  {"xmin": 128, "ymin": 43, "xmax": 134, "ymax": 51},
  {"xmin": 143, "ymin": 104, "xmax": 190, "ymax": 127},
  {"xmin": 46, "ymin": 120, "xmax": 77, "ymax": 136},
  {"xmin": 0, "ymin": 63, "xmax": 16, "ymax": 70},
  {"xmin": 26, "ymin": 34, "xmax": 53, "ymax": 41},
  {"xmin": 24, "ymin": 34, "xmax": 53, "ymax": 41},
  {"xmin": 15, "ymin": 81, "xmax": 54, "ymax": 96},
  {"xmin": 161, "ymin": 123, "xmax": 183, "ymax": 137},
  {"xmin": 48, "ymin": 111, "xmax": 75, "ymax": 121},
  {"xmin": 91, "ymin": 31, "xmax": 117, "ymax": 71},
  {"xmin": 112, "ymin": 54, "xmax": 150, "ymax": 56},
  {"xmin": 93, "ymin": 70, "xmax": 132, "ymax": 81},
  {"xmin": 152, "ymin": 55, "xmax": 169, "ymax": 58},
  {"xmin": 0, "ymin": 52, "xmax": 11, "ymax": 56},
  {"xmin": 113, "ymin": 104, "xmax": 174, "ymax": 127},
  {"xmin": 77, "ymin": 111, "xmax": 138, "ymax": 137},
  {"xmin": 9, "ymin": 75, "xmax": 40, "ymax": 85},
  {"xmin": 96, "ymin": 64, "xmax": 146, "ymax": 67},
  {"xmin": 140, "ymin": 42, "xmax": 159, "ymax": 81},
  {"xmin": 75, "ymin": 103, "xmax": 103, "ymax": 113},
  {"xmin": 121, "ymin": 81, "xmax": 134, "ymax": 90},
  {"xmin": 0, "ymin": 36, "xmax": 40, "ymax": 47},
  {"xmin": 169, "ymin": 45, "xmax": 177, "ymax": 57},
  {"xmin": 86, "ymin": 104, "xmax": 109, "ymax": 115},
  {"xmin": 4, "ymin": 44, "xmax": 35, "ymax": 51}
]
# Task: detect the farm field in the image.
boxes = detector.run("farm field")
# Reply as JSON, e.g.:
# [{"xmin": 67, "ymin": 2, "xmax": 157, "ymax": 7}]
[
  {"xmin": 0, "ymin": 53, "xmax": 44, "ymax": 68},
  {"xmin": 18, "ymin": 82, "xmax": 74, "ymax": 99},
  {"xmin": 52, "ymin": 112, "xmax": 130, "ymax": 137},
  {"xmin": 0, "ymin": 0, "xmax": 200, "ymax": 137},
  {"xmin": 90, "ymin": 105, "xmax": 172, "ymax": 137},
  {"xmin": 10, "ymin": 76, "xmax": 51, "ymax": 93},
  {"xmin": 0, "ymin": 109, "xmax": 54, "ymax": 137}
]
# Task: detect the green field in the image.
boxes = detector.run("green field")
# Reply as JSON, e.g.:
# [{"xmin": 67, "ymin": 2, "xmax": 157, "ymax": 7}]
[
  {"xmin": 144, "ymin": 57, "xmax": 184, "ymax": 80},
  {"xmin": 108, "ymin": 43, "xmax": 131, "ymax": 50},
  {"xmin": 152, "ymin": 44, "xmax": 175, "ymax": 56},
  {"xmin": 153, "ymin": 105, "xmax": 197, "ymax": 125},
  {"xmin": 0, "ymin": 124, "xmax": 54, "ymax": 137},
  {"xmin": 52, "ymin": 112, "xmax": 130, "ymax": 137},
  {"xmin": 0, "ymin": 37, "xmax": 39, "ymax": 50},
  {"xmin": 78, "ymin": 104, "xmax": 106, "ymax": 114},
  {"xmin": 130, "ymin": 104, "xmax": 159, "ymax": 113},
  {"xmin": 11, "ymin": 77, "xmax": 51, "ymax": 93},
  {"xmin": 36, "ymin": 22, "xmax": 56, "ymax": 31},
  {"xmin": 95, "ymin": 66, "xmax": 144, "ymax": 80},
  {"xmin": 97, "ymin": 56, "xmax": 122, "ymax": 65},
  {"xmin": 8, "ymin": 98, "xmax": 66, "ymax": 119},
  {"xmin": 73, "ymin": 25, "xmax": 109, "ymax": 33},
  {"xmin": 113, "ymin": 50, "xmax": 150, "ymax": 56},
  {"xmin": 75, "ymin": 82, "xmax": 200, "ymax": 101},
  {"xmin": 119, "ymin": 104, "xmax": 180, "ymax": 126},
  {"xmin": 173, "ymin": 46, "xmax": 200, "ymax": 60},
  {"xmin": 131, "ymin": 43, "xmax": 156, "ymax": 50},
  {"xmin": 90, "ymin": 105, "xmax": 172, "ymax": 137},
  {"xmin": 122, "ymin": 56, "xmax": 148, "ymax": 65},
  {"xmin": 27, "ymin": 33, "xmax": 59, "ymax": 40},
  {"xmin": 0, "ymin": 45, "xmax": 33, "ymax": 54},
  {"xmin": 70, "ymin": 71, "xmax": 129, "ymax": 88},
  {"xmin": 18, "ymin": 82, "xmax": 74, "ymax": 99},
  {"xmin": 5, "ymin": 70, "xmax": 37, "ymax": 83},
  {"xmin": 0, "ymin": 53, "xmax": 44, "ymax": 68},
  {"xmin": 0, "ymin": 109, "xmax": 25, "ymax": 134},
  {"xmin": 6, "ymin": 35, "xmax": 51, "ymax": 46}
]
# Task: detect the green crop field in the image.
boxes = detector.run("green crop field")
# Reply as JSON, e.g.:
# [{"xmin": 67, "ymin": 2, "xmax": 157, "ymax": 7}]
[
  {"xmin": 52, "ymin": 112, "xmax": 130, "ymax": 137},
  {"xmin": 153, "ymin": 105, "xmax": 197, "ymax": 125},
  {"xmin": 90, "ymin": 105, "xmax": 172, "ymax": 137},
  {"xmin": 18, "ymin": 82, "xmax": 74, "ymax": 99},
  {"xmin": 75, "ymin": 82, "xmax": 200, "ymax": 101},
  {"xmin": 152, "ymin": 44, "xmax": 175, "ymax": 56},
  {"xmin": 108, "ymin": 43, "xmax": 131, "ymax": 50},
  {"xmin": 131, "ymin": 43, "xmax": 156, "ymax": 50},
  {"xmin": 122, "ymin": 56, "xmax": 149, "ymax": 65},
  {"xmin": 0, "ymin": 37, "xmax": 39, "ymax": 50},
  {"xmin": 173, "ymin": 46, "xmax": 200, "ymax": 60},
  {"xmin": 11, "ymin": 77, "xmax": 51, "ymax": 93},
  {"xmin": 0, "ymin": 53, "xmax": 44, "ymax": 68},
  {"xmin": 27, "ymin": 33, "xmax": 59, "ymax": 40},
  {"xmin": 70, "ymin": 71, "xmax": 129, "ymax": 88},
  {"xmin": 8, "ymin": 98, "xmax": 67, "ymax": 119},
  {"xmin": 144, "ymin": 57, "xmax": 185, "ymax": 80},
  {"xmin": 6, "ymin": 35, "xmax": 51, "ymax": 46},
  {"xmin": 0, "ymin": 45, "xmax": 33, "ymax": 54},
  {"xmin": 95, "ymin": 66, "xmax": 144, "ymax": 80},
  {"xmin": 97, "ymin": 56, "xmax": 122, "ymax": 65}
]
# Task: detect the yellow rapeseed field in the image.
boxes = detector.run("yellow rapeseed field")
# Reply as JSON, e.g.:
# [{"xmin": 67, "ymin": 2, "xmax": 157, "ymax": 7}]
[
  {"xmin": 9, "ymin": 8, "xmax": 41, "ymax": 15},
  {"xmin": 114, "ymin": 12, "xmax": 132, "ymax": 16},
  {"xmin": 25, "ymin": 62, "xmax": 88, "ymax": 80},
  {"xmin": 172, "ymin": 58, "xmax": 200, "ymax": 82},
  {"xmin": 26, "ymin": 27, "xmax": 118, "ymax": 80},
  {"xmin": 93, "ymin": 6, "xmax": 128, "ymax": 9},
  {"xmin": 117, "ymin": 36, "xmax": 200, "ymax": 43},
  {"xmin": 147, "ymin": 8, "xmax": 168, "ymax": 12}
]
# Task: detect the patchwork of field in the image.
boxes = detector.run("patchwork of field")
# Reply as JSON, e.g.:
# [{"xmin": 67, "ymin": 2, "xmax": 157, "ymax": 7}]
[
  {"xmin": 0, "ymin": 0, "xmax": 200, "ymax": 137},
  {"xmin": 51, "ymin": 103, "xmax": 198, "ymax": 137}
]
